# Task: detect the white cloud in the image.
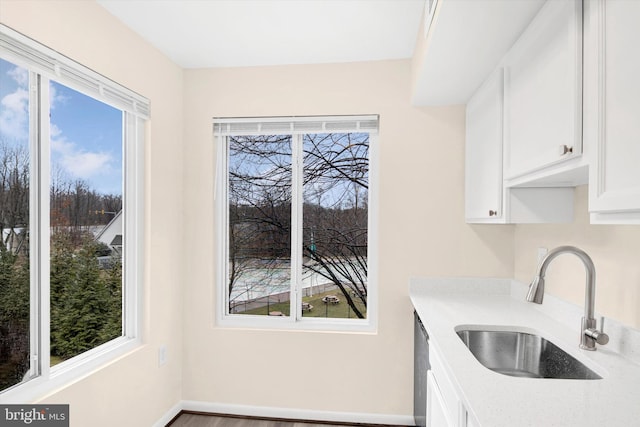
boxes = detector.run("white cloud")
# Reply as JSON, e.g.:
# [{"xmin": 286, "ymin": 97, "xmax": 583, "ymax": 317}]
[
  {"xmin": 50, "ymin": 123, "xmax": 63, "ymax": 139},
  {"xmin": 51, "ymin": 125, "xmax": 113, "ymax": 181},
  {"xmin": 49, "ymin": 83, "xmax": 69, "ymax": 110},
  {"xmin": 60, "ymin": 151, "xmax": 112, "ymax": 179},
  {"xmin": 0, "ymin": 69, "xmax": 70, "ymax": 142},
  {"xmin": 0, "ymin": 66, "xmax": 29, "ymax": 140},
  {"xmin": 7, "ymin": 67, "xmax": 27, "ymax": 87},
  {"xmin": 1, "ymin": 67, "xmax": 118, "ymax": 192}
]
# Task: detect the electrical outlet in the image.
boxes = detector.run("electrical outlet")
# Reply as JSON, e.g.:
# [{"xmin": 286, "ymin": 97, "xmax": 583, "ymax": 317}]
[
  {"xmin": 158, "ymin": 345, "xmax": 167, "ymax": 366},
  {"xmin": 537, "ymin": 247, "xmax": 548, "ymax": 265}
]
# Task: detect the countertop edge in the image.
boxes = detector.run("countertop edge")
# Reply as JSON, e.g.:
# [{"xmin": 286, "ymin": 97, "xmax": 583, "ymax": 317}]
[{"xmin": 409, "ymin": 276, "xmax": 640, "ymax": 427}]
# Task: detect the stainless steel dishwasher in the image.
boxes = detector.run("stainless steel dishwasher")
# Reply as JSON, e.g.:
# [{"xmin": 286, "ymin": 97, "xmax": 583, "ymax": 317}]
[{"xmin": 414, "ymin": 311, "xmax": 429, "ymax": 427}]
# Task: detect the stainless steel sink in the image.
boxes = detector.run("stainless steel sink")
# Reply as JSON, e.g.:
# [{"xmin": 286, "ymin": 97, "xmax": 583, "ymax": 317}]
[{"xmin": 456, "ymin": 329, "xmax": 601, "ymax": 380}]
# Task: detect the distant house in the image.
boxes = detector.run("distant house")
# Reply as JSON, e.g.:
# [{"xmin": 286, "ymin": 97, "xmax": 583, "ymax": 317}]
[
  {"xmin": 95, "ymin": 210, "xmax": 123, "ymax": 256},
  {"xmin": 2, "ymin": 227, "xmax": 26, "ymax": 254}
]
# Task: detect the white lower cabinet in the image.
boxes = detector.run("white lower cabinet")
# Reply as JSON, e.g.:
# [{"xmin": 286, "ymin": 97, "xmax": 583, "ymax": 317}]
[
  {"xmin": 464, "ymin": 411, "xmax": 480, "ymax": 427},
  {"xmin": 427, "ymin": 343, "xmax": 476, "ymax": 427},
  {"xmin": 426, "ymin": 370, "xmax": 478, "ymax": 427},
  {"xmin": 426, "ymin": 371, "xmax": 454, "ymax": 427}
]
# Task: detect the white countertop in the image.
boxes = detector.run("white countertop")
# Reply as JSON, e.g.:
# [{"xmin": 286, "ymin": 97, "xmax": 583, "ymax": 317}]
[{"xmin": 410, "ymin": 277, "xmax": 640, "ymax": 427}]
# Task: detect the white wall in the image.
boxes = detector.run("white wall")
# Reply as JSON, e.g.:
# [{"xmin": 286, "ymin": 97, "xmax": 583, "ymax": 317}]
[
  {"xmin": 0, "ymin": 1, "xmax": 184, "ymax": 425},
  {"xmin": 514, "ymin": 185, "xmax": 640, "ymax": 329},
  {"xmin": 182, "ymin": 60, "xmax": 514, "ymax": 417}
]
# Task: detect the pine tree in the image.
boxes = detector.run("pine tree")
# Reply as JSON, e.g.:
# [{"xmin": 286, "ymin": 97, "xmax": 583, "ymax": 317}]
[
  {"xmin": 50, "ymin": 235, "xmax": 123, "ymax": 360},
  {"xmin": 100, "ymin": 259, "xmax": 122, "ymax": 342},
  {"xmin": 0, "ymin": 246, "xmax": 30, "ymax": 389},
  {"xmin": 50, "ymin": 232, "xmax": 77, "ymax": 358}
]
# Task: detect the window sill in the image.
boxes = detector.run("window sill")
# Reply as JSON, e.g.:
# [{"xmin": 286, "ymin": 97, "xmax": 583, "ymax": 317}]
[
  {"xmin": 1, "ymin": 337, "xmax": 142, "ymax": 403},
  {"xmin": 217, "ymin": 314, "xmax": 377, "ymax": 334}
]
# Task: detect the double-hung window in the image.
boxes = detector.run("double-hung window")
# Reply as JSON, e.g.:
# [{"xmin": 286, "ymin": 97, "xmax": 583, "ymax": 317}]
[
  {"xmin": 0, "ymin": 25, "xmax": 146, "ymax": 400},
  {"xmin": 215, "ymin": 116, "xmax": 378, "ymax": 331}
]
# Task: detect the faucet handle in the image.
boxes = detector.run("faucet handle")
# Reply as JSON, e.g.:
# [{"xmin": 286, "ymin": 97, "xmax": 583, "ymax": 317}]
[
  {"xmin": 585, "ymin": 328, "xmax": 609, "ymax": 345},
  {"xmin": 582, "ymin": 316, "xmax": 610, "ymax": 349},
  {"xmin": 585, "ymin": 316, "xmax": 609, "ymax": 346}
]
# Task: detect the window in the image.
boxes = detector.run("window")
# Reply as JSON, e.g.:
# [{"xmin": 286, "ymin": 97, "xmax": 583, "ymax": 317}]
[
  {"xmin": 0, "ymin": 25, "xmax": 146, "ymax": 399},
  {"xmin": 0, "ymin": 58, "xmax": 31, "ymax": 392},
  {"xmin": 215, "ymin": 116, "xmax": 378, "ymax": 330},
  {"xmin": 48, "ymin": 81, "xmax": 124, "ymax": 364}
]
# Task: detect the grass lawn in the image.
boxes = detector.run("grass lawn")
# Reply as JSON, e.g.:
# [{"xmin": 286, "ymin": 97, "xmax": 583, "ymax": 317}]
[{"xmin": 241, "ymin": 289, "xmax": 366, "ymax": 319}]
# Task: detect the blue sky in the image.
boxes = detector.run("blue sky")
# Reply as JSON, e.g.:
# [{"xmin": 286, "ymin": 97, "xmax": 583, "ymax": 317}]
[{"xmin": 0, "ymin": 57, "xmax": 123, "ymax": 195}]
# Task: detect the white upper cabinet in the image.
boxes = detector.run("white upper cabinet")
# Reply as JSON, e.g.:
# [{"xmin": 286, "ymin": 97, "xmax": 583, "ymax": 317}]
[
  {"xmin": 503, "ymin": 0, "xmax": 584, "ymax": 181},
  {"xmin": 466, "ymin": 67, "xmax": 575, "ymax": 224},
  {"xmin": 465, "ymin": 69, "xmax": 504, "ymax": 222},
  {"xmin": 585, "ymin": 0, "xmax": 640, "ymax": 224}
]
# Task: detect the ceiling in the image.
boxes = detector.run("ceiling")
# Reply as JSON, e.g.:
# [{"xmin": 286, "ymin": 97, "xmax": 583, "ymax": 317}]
[
  {"xmin": 97, "ymin": 0, "xmax": 426, "ymax": 69},
  {"xmin": 412, "ymin": 0, "xmax": 545, "ymax": 105}
]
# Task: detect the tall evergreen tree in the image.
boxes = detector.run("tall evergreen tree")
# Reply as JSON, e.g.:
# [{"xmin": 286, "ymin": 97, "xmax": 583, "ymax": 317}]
[
  {"xmin": 50, "ymin": 236, "xmax": 122, "ymax": 360},
  {"xmin": 100, "ymin": 259, "xmax": 122, "ymax": 343},
  {"xmin": 0, "ymin": 246, "xmax": 30, "ymax": 389}
]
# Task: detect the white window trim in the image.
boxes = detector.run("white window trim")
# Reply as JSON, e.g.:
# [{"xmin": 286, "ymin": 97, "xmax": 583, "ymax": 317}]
[
  {"xmin": 214, "ymin": 116, "xmax": 379, "ymax": 333},
  {"xmin": 0, "ymin": 27, "xmax": 146, "ymax": 402},
  {"xmin": 0, "ymin": 24, "xmax": 149, "ymax": 119}
]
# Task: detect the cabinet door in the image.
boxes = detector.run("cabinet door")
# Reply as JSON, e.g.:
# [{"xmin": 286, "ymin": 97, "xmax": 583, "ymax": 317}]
[
  {"xmin": 504, "ymin": 0, "xmax": 582, "ymax": 179},
  {"xmin": 465, "ymin": 68, "xmax": 504, "ymax": 222},
  {"xmin": 426, "ymin": 370, "xmax": 454, "ymax": 427},
  {"xmin": 464, "ymin": 409, "xmax": 480, "ymax": 427},
  {"xmin": 586, "ymin": 0, "xmax": 640, "ymax": 219}
]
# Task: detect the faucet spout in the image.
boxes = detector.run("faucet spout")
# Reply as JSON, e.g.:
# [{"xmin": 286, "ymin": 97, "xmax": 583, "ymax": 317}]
[
  {"xmin": 525, "ymin": 246, "xmax": 608, "ymax": 351},
  {"xmin": 526, "ymin": 275, "xmax": 545, "ymax": 304}
]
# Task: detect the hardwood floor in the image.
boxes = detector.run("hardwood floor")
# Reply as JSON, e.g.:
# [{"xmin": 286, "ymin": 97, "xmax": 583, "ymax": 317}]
[{"xmin": 169, "ymin": 413, "xmax": 405, "ymax": 427}]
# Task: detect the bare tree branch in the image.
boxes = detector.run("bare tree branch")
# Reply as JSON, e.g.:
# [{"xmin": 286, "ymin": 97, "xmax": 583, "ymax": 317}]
[{"xmin": 226, "ymin": 133, "xmax": 369, "ymax": 318}]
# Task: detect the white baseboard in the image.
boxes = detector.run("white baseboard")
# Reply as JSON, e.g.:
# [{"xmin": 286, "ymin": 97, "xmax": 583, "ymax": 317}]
[
  {"xmin": 153, "ymin": 400, "xmax": 414, "ymax": 426},
  {"xmin": 152, "ymin": 402, "xmax": 183, "ymax": 427}
]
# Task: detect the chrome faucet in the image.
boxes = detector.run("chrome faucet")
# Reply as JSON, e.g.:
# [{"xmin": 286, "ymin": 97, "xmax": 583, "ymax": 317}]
[{"xmin": 527, "ymin": 246, "xmax": 609, "ymax": 351}]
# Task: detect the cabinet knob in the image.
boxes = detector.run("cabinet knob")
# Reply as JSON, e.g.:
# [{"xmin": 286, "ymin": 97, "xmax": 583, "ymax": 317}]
[
  {"xmin": 489, "ymin": 210, "xmax": 498, "ymax": 217},
  {"xmin": 560, "ymin": 145, "xmax": 574, "ymax": 155}
]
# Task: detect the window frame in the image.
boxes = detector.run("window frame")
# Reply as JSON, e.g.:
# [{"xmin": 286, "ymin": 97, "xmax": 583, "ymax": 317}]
[
  {"xmin": 214, "ymin": 116, "xmax": 379, "ymax": 332},
  {"xmin": 0, "ymin": 25, "xmax": 146, "ymax": 402}
]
